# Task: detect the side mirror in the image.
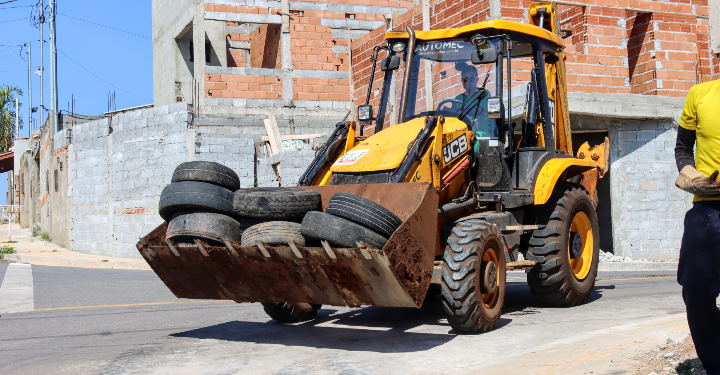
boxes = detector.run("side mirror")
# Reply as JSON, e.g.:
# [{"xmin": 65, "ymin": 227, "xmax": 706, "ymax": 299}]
[
  {"xmin": 471, "ymin": 48, "xmax": 498, "ymax": 64},
  {"xmin": 487, "ymin": 97, "xmax": 502, "ymax": 119},
  {"xmin": 358, "ymin": 105, "xmax": 374, "ymax": 123},
  {"xmin": 380, "ymin": 55, "xmax": 401, "ymax": 71}
]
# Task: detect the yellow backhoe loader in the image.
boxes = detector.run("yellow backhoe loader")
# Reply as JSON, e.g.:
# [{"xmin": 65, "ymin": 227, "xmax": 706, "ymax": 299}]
[{"xmin": 138, "ymin": 2, "xmax": 609, "ymax": 333}]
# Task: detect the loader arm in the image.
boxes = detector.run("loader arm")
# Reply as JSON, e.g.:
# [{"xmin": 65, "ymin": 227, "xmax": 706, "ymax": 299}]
[{"xmin": 529, "ymin": 1, "xmax": 573, "ymax": 155}]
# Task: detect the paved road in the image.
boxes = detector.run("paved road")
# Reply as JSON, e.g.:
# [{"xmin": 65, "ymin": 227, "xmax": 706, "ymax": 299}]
[{"xmin": 0, "ymin": 262, "xmax": 687, "ymax": 374}]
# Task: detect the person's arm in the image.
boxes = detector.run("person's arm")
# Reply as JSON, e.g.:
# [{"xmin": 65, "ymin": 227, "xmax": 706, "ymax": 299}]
[{"xmin": 674, "ymin": 126, "xmax": 696, "ymax": 172}]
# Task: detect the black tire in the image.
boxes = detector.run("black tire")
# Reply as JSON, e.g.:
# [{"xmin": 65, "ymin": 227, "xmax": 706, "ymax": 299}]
[
  {"xmin": 241, "ymin": 221, "xmax": 305, "ymax": 247},
  {"xmin": 159, "ymin": 181, "xmax": 234, "ymax": 221},
  {"xmin": 525, "ymin": 186, "xmax": 600, "ymax": 306},
  {"xmin": 172, "ymin": 161, "xmax": 240, "ymax": 191},
  {"xmin": 166, "ymin": 211, "xmax": 242, "ymax": 245},
  {"xmin": 262, "ymin": 302, "xmax": 321, "ymax": 323},
  {"xmin": 326, "ymin": 193, "xmax": 403, "ymax": 238},
  {"xmin": 233, "ymin": 188, "xmax": 321, "ymax": 220},
  {"xmin": 300, "ymin": 211, "xmax": 388, "ymax": 249},
  {"xmin": 441, "ymin": 220, "xmax": 506, "ymax": 333}
]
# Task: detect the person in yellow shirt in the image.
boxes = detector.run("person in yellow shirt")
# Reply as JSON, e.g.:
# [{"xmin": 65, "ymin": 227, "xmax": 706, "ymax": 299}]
[{"xmin": 675, "ymin": 79, "xmax": 720, "ymax": 374}]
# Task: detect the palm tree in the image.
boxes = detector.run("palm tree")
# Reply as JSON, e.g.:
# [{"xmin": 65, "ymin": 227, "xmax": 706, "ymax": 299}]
[{"xmin": 0, "ymin": 85, "xmax": 22, "ymax": 154}]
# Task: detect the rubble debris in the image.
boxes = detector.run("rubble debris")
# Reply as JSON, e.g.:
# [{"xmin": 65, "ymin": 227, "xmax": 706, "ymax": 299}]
[
  {"xmin": 632, "ymin": 335, "xmax": 707, "ymax": 375},
  {"xmin": 600, "ymin": 249, "xmax": 650, "ymax": 263}
]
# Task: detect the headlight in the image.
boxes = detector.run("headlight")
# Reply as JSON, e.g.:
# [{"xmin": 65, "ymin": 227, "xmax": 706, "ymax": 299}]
[
  {"xmin": 487, "ymin": 97, "xmax": 502, "ymax": 119},
  {"xmin": 391, "ymin": 42, "xmax": 407, "ymax": 53},
  {"xmin": 358, "ymin": 105, "xmax": 373, "ymax": 121}
]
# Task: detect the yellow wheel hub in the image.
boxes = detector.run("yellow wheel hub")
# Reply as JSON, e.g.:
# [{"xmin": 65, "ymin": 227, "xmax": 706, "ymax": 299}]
[{"xmin": 568, "ymin": 211, "xmax": 593, "ymax": 280}]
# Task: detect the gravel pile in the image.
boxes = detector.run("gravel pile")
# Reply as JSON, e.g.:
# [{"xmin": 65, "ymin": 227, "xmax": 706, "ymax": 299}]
[
  {"xmin": 599, "ymin": 249, "xmax": 649, "ymax": 262},
  {"xmin": 632, "ymin": 335, "xmax": 706, "ymax": 375}
]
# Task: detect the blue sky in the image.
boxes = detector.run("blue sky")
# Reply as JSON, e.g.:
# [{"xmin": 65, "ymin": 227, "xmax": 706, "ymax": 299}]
[{"xmin": 0, "ymin": 0, "xmax": 153, "ymax": 204}]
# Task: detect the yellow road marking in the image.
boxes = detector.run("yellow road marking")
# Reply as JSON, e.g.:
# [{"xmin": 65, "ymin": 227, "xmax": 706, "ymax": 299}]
[
  {"xmin": 597, "ymin": 276, "xmax": 674, "ymax": 282},
  {"xmin": 35, "ymin": 300, "xmax": 235, "ymax": 311},
  {"xmin": 32, "ymin": 277, "xmax": 673, "ymax": 312}
]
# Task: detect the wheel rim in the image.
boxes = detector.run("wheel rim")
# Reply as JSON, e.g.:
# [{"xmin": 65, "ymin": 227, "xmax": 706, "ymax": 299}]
[
  {"xmin": 481, "ymin": 246, "xmax": 500, "ymax": 308},
  {"xmin": 568, "ymin": 211, "xmax": 593, "ymax": 280}
]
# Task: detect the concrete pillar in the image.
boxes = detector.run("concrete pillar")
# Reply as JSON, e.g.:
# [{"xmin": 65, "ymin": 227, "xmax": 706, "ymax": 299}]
[
  {"xmin": 711, "ymin": 0, "xmax": 720, "ymax": 55},
  {"xmin": 193, "ymin": 0, "xmax": 206, "ymax": 108},
  {"xmin": 422, "ymin": 0, "xmax": 433, "ymax": 112}
]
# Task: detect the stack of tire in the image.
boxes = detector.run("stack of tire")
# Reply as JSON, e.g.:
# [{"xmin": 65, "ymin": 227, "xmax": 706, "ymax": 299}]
[
  {"xmin": 160, "ymin": 161, "xmax": 244, "ymax": 246},
  {"xmin": 159, "ymin": 161, "xmax": 404, "ymax": 323}
]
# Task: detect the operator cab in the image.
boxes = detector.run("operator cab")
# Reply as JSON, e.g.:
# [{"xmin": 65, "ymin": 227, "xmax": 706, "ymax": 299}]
[{"xmin": 357, "ymin": 20, "xmax": 565, "ymax": 192}]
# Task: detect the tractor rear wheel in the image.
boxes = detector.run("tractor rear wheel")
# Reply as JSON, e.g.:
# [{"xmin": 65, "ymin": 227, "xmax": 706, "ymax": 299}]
[
  {"xmin": 526, "ymin": 186, "xmax": 600, "ymax": 306},
  {"xmin": 440, "ymin": 220, "xmax": 505, "ymax": 333},
  {"xmin": 261, "ymin": 302, "xmax": 321, "ymax": 323}
]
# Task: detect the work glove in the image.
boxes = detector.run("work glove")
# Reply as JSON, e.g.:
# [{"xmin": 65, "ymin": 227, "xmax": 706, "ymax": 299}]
[{"xmin": 675, "ymin": 165, "xmax": 720, "ymax": 196}]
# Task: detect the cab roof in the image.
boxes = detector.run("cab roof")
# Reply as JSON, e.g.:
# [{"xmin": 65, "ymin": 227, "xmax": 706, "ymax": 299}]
[{"xmin": 385, "ymin": 19, "xmax": 565, "ymax": 49}]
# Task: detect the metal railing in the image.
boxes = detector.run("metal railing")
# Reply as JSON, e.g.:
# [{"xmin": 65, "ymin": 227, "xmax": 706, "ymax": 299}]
[{"xmin": 0, "ymin": 205, "xmax": 24, "ymax": 241}]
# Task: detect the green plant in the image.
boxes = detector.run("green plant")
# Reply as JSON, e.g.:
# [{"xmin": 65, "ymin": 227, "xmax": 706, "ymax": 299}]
[
  {"xmin": 40, "ymin": 232, "xmax": 51, "ymax": 242},
  {"xmin": 101, "ymin": 260, "xmax": 109, "ymax": 262},
  {"xmin": 1, "ymin": 246, "xmax": 16, "ymax": 254},
  {"xmin": 3, "ymin": 240, "xmax": 17, "ymax": 243},
  {"xmin": 52, "ymin": 249, "xmax": 57, "ymax": 252},
  {"xmin": 0, "ymin": 85, "xmax": 22, "ymax": 153}
]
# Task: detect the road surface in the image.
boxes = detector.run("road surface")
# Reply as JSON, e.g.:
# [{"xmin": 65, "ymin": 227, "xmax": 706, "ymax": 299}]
[{"xmin": 0, "ymin": 262, "xmax": 688, "ymax": 374}]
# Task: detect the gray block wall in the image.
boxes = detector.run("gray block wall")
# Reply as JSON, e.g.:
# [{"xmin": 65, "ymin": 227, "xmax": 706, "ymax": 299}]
[
  {"xmin": 68, "ymin": 104, "xmax": 340, "ymax": 258},
  {"xmin": 71, "ymin": 103, "xmax": 191, "ymax": 258},
  {"xmin": 609, "ymin": 120, "xmax": 689, "ymax": 260},
  {"xmin": 257, "ymin": 150, "xmax": 317, "ymax": 187}
]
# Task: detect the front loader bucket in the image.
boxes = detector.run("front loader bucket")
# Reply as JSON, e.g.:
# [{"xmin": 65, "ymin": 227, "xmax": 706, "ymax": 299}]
[{"xmin": 137, "ymin": 183, "xmax": 438, "ymax": 308}]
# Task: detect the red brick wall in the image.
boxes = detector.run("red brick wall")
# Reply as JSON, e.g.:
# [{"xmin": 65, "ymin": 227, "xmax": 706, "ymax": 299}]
[
  {"xmin": 351, "ymin": 0, "xmax": 716, "ymax": 109},
  {"xmin": 205, "ymin": 74, "xmax": 284, "ymax": 100},
  {"xmin": 249, "ymin": 24, "xmax": 282, "ymax": 69},
  {"xmin": 205, "ymin": 1, "xmax": 415, "ymax": 103}
]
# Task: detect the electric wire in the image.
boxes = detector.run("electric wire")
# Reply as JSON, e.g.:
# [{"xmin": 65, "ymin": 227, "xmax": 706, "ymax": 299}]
[
  {"xmin": 0, "ymin": 17, "xmax": 29, "ymax": 24},
  {"xmin": 56, "ymin": 48, "xmax": 152, "ymax": 102},
  {"xmin": 58, "ymin": 13, "xmax": 151, "ymax": 40}
]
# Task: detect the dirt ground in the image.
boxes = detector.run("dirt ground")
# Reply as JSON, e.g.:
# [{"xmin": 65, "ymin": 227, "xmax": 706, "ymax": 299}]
[{"xmin": 631, "ymin": 335, "xmax": 707, "ymax": 375}]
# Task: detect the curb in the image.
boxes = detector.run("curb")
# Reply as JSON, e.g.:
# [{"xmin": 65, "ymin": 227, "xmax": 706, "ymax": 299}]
[
  {"xmin": 598, "ymin": 262, "xmax": 678, "ymax": 272},
  {"xmin": 3, "ymin": 252, "xmax": 151, "ymax": 271}
]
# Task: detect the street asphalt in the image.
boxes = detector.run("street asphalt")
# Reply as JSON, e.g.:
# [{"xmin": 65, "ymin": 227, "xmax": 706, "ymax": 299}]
[{"xmin": 0, "ymin": 262, "xmax": 688, "ymax": 374}]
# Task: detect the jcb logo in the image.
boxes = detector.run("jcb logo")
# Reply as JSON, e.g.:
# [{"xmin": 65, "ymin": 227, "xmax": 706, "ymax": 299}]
[{"xmin": 442, "ymin": 134, "xmax": 468, "ymax": 165}]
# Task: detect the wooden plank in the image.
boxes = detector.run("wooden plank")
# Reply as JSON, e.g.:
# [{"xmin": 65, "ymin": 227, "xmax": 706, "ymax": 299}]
[
  {"xmin": 261, "ymin": 133, "xmax": 324, "ymax": 142},
  {"xmin": 264, "ymin": 114, "xmax": 283, "ymax": 155}
]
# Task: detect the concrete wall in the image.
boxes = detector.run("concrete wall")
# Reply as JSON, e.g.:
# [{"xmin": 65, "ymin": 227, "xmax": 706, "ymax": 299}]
[
  {"xmin": 257, "ymin": 150, "xmax": 316, "ymax": 187},
  {"xmin": 609, "ymin": 120, "xmax": 689, "ymax": 260},
  {"xmin": 711, "ymin": 0, "xmax": 720, "ymax": 55},
  {"xmin": 69, "ymin": 103, "xmax": 191, "ymax": 258},
  {"xmin": 50, "ymin": 149, "xmax": 68, "ymax": 247},
  {"xmin": 153, "ymin": 0, "xmax": 193, "ymax": 107},
  {"xmin": 153, "ymin": 0, "xmax": 227, "ymax": 107}
]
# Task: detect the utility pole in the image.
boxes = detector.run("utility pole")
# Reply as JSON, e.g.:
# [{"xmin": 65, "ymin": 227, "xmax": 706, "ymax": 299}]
[
  {"xmin": 15, "ymin": 99, "xmax": 19, "ymax": 138},
  {"xmin": 49, "ymin": 0, "xmax": 58, "ymax": 132},
  {"xmin": 27, "ymin": 41, "xmax": 32, "ymax": 137},
  {"xmin": 39, "ymin": 0, "xmax": 44, "ymax": 125}
]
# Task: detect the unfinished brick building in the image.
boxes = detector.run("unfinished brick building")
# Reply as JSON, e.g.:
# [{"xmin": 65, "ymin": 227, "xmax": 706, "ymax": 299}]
[{"xmin": 89, "ymin": 0, "xmax": 699, "ymax": 262}]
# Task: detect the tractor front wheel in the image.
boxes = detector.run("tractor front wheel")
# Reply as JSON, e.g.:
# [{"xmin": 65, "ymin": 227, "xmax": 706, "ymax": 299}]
[{"xmin": 440, "ymin": 220, "xmax": 506, "ymax": 333}]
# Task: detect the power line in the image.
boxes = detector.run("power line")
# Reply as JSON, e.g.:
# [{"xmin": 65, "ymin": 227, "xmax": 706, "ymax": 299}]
[
  {"xmin": 0, "ymin": 17, "xmax": 29, "ymax": 24},
  {"xmin": 58, "ymin": 13, "xmax": 174, "ymax": 46},
  {"xmin": 58, "ymin": 13, "xmax": 152, "ymax": 40},
  {"xmin": 0, "ymin": 5, "xmax": 32, "ymax": 9},
  {"xmin": 56, "ymin": 48, "xmax": 152, "ymax": 102}
]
